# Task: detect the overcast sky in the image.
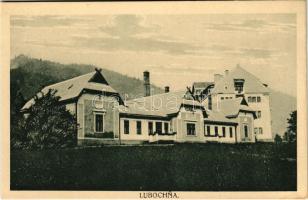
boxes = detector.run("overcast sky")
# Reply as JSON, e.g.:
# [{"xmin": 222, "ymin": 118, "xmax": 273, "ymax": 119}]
[{"xmin": 11, "ymin": 14, "xmax": 296, "ymax": 97}]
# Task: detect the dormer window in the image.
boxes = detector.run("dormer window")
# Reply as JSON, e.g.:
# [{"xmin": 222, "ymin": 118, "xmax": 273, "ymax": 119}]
[{"xmin": 234, "ymin": 79, "xmax": 245, "ymax": 94}]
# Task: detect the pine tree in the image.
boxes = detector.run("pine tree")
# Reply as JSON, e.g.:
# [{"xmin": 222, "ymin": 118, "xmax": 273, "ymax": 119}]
[
  {"xmin": 285, "ymin": 110, "xmax": 297, "ymax": 143},
  {"xmin": 23, "ymin": 89, "xmax": 77, "ymax": 149}
]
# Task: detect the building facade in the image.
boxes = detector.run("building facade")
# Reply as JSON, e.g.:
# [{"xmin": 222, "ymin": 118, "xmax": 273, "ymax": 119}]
[
  {"xmin": 200, "ymin": 66, "xmax": 272, "ymax": 142},
  {"xmin": 22, "ymin": 65, "xmax": 273, "ymax": 145}
]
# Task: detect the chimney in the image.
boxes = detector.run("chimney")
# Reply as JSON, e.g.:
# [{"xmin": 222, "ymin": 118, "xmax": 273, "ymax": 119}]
[
  {"xmin": 225, "ymin": 70, "xmax": 229, "ymax": 76},
  {"xmin": 165, "ymin": 86, "xmax": 170, "ymax": 93},
  {"xmin": 143, "ymin": 71, "xmax": 150, "ymax": 97},
  {"xmin": 214, "ymin": 74, "xmax": 223, "ymax": 83}
]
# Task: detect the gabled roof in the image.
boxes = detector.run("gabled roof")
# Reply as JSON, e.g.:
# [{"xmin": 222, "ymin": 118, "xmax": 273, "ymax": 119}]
[
  {"xmin": 211, "ymin": 66, "xmax": 269, "ymax": 94},
  {"xmin": 206, "ymin": 96, "xmax": 256, "ymax": 122},
  {"xmin": 204, "ymin": 110, "xmax": 238, "ymax": 124},
  {"xmin": 119, "ymin": 90, "xmax": 203, "ymax": 117},
  {"xmin": 193, "ymin": 82, "xmax": 214, "ymax": 89},
  {"xmin": 219, "ymin": 97, "xmax": 256, "ymax": 118},
  {"xmin": 22, "ymin": 69, "xmax": 118, "ymax": 110}
]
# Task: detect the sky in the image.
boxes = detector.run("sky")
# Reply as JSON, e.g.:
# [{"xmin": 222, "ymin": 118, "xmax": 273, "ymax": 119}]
[{"xmin": 11, "ymin": 14, "xmax": 297, "ymax": 97}]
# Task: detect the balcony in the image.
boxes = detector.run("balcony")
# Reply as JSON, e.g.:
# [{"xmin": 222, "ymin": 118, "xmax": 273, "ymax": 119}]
[{"xmin": 149, "ymin": 132, "xmax": 177, "ymax": 142}]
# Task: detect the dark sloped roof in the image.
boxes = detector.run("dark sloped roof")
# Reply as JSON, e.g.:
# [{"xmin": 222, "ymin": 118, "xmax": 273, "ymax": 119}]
[
  {"xmin": 193, "ymin": 82, "xmax": 214, "ymax": 89},
  {"xmin": 22, "ymin": 70, "xmax": 118, "ymax": 110},
  {"xmin": 218, "ymin": 97, "xmax": 256, "ymax": 118},
  {"xmin": 211, "ymin": 66, "xmax": 269, "ymax": 94},
  {"xmin": 206, "ymin": 96, "xmax": 256, "ymax": 122},
  {"xmin": 204, "ymin": 109, "xmax": 238, "ymax": 124},
  {"xmin": 120, "ymin": 91, "xmax": 203, "ymax": 117}
]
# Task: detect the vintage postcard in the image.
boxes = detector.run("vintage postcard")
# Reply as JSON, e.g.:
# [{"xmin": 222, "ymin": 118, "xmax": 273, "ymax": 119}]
[{"xmin": 0, "ymin": 1, "xmax": 307, "ymax": 199}]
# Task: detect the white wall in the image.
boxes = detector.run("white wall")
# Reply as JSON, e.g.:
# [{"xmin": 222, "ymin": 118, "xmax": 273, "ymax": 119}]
[
  {"xmin": 175, "ymin": 107, "xmax": 205, "ymax": 142},
  {"xmin": 211, "ymin": 93, "xmax": 236, "ymax": 111},
  {"xmin": 119, "ymin": 118, "xmax": 170, "ymax": 141},
  {"xmin": 65, "ymin": 103, "xmax": 76, "ymax": 114},
  {"xmin": 204, "ymin": 124, "xmax": 237, "ymax": 143},
  {"xmin": 211, "ymin": 93, "xmax": 272, "ymax": 142},
  {"xmin": 76, "ymin": 93, "xmax": 120, "ymax": 139},
  {"xmin": 236, "ymin": 112, "xmax": 255, "ymax": 143},
  {"xmin": 246, "ymin": 94, "xmax": 272, "ymax": 141}
]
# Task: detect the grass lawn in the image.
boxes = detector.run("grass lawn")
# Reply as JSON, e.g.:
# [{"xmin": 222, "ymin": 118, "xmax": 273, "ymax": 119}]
[{"xmin": 10, "ymin": 143, "xmax": 296, "ymax": 191}]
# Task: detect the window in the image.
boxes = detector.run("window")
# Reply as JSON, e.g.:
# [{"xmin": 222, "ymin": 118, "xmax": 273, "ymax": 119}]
[
  {"xmin": 214, "ymin": 126, "xmax": 219, "ymax": 137},
  {"xmin": 248, "ymin": 96, "xmax": 260, "ymax": 103},
  {"xmin": 205, "ymin": 125, "xmax": 211, "ymax": 136},
  {"xmin": 187, "ymin": 123, "xmax": 196, "ymax": 136},
  {"xmin": 221, "ymin": 97, "xmax": 224, "ymax": 100},
  {"xmin": 95, "ymin": 113, "xmax": 104, "ymax": 132},
  {"xmin": 234, "ymin": 79, "xmax": 245, "ymax": 93},
  {"xmin": 164, "ymin": 122, "xmax": 169, "ymax": 134},
  {"xmin": 208, "ymin": 95, "xmax": 212, "ymax": 110},
  {"xmin": 136, "ymin": 121, "xmax": 142, "ymax": 135},
  {"xmin": 259, "ymin": 127, "xmax": 263, "ymax": 134},
  {"xmin": 257, "ymin": 111, "xmax": 261, "ymax": 118},
  {"xmin": 235, "ymin": 85, "xmax": 243, "ymax": 93},
  {"xmin": 257, "ymin": 96, "xmax": 261, "ymax": 102},
  {"xmin": 124, "ymin": 120, "xmax": 129, "ymax": 134},
  {"xmin": 244, "ymin": 125, "xmax": 249, "ymax": 138},
  {"xmin": 254, "ymin": 128, "xmax": 258, "ymax": 135},
  {"xmin": 229, "ymin": 127, "xmax": 233, "ymax": 138},
  {"xmin": 156, "ymin": 122, "xmax": 162, "ymax": 134},
  {"xmin": 185, "ymin": 106, "xmax": 194, "ymax": 112},
  {"xmin": 148, "ymin": 122, "xmax": 153, "ymax": 135},
  {"xmin": 222, "ymin": 127, "xmax": 226, "ymax": 137}
]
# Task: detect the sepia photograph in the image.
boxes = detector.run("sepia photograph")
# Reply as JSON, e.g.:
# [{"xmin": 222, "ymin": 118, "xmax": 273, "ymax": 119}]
[{"xmin": 1, "ymin": 1, "xmax": 307, "ymax": 199}]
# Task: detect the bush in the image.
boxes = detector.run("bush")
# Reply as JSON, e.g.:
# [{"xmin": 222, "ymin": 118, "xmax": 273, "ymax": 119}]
[
  {"xmin": 274, "ymin": 134, "xmax": 283, "ymax": 144},
  {"xmin": 10, "ymin": 78, "xmax": 27, "ymax": 149},
  {"xmin": 16, "ymin": 89, "xmax": 77, "ymax": 149}
]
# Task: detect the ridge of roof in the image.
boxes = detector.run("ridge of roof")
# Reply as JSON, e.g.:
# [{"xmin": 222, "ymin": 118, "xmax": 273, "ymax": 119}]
[
  {"xmin": 122, "ymin": 90, "xmax": 204, "ymax": 116},
  {"xmin": 126, "ymin": 90, "xmax": 186, "ymax": 103},
  {"xmin": 193, "ymin": 81, "xmax": 214, "ymax": 88},
  {"xmin": 211, "ymin": 65, "xmax": 269, "ymax": 94},
  {"xmin": 22, "ymin": 70, "xmax": 117, "ymax": 110},
  {"xmin": 44, "ymin": 71, "xmax": 95, "ymax": 89},
  {"xmin": 235, "ymin": 65, "xmax": 268, "ymax": 88}
]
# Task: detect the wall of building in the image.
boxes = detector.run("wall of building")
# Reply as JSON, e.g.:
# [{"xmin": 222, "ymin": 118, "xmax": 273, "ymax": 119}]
[
  {"xmin": 74, "ymin": 93, "xmax": 264, "ymax": 144},
  {"xmin": 246, "ymin": 93, "xmax": 272, "ymax": 141},
  {"xmin": 175, "ymin": 107, "xmax": 204, "ymax": 142},
  {"xmin": 236, "ymin": 112, "xmax": 255, "ymax": 143},
  {"xmin": 209, "ymin": 92, "xmax": 272, "ymax": 142},
  {"xmin": 76, "ymin": 93, "xmax": 120, "ymax": 139},
  {"xmin": 210, "ymin": 93, "xmax": 236, "ymax": 111},
  {"xmin": 119, "ymin": 117, "xmax": 170, "ymax": 141},
  {"xmin": 77, "ymin": 102, "xmax": 84, "ymax": 138},
  {"xmin": 203, "ymin": 123, "xmax": 237, "ymax": 143},
  {"xmin": 65, "ymin": 103, "xmax": 76, "ymax": 114}
]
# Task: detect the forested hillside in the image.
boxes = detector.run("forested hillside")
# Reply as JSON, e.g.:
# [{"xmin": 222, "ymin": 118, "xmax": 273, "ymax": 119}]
[{"xmin": 10, "ymin": 55, "xmax": 164, "ymax": 101}]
